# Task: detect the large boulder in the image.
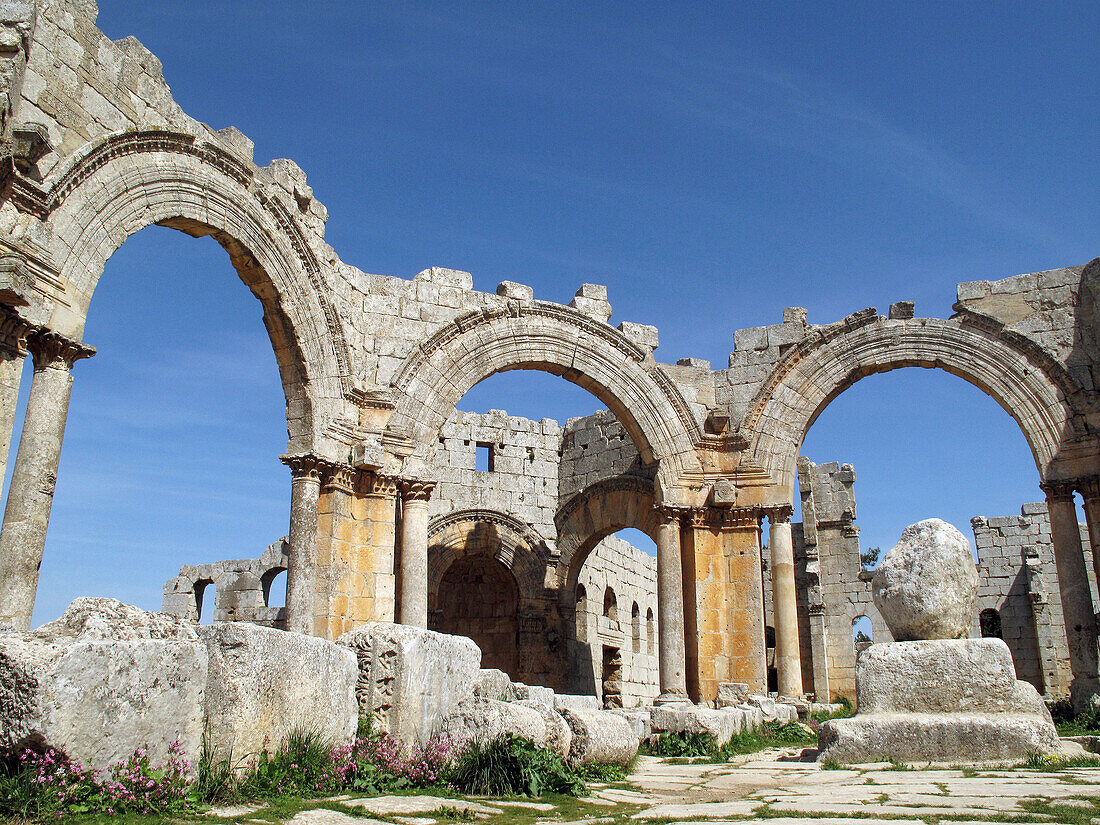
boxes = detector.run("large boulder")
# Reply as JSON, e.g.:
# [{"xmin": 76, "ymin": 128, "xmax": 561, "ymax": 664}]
[
  {"xmin": 199, "ymin": 623, "xmax": 357, "ymax": 759},
  {"xmin": 558, "ymin": 708, "xmax": 639, "ymax": 766},
  {"xmin": 819, "ymin": 638, "xmax": 1061, "ymax": 763},
  {"xmin": 872, "ymin": 519, "xmax": 978, "ymax": 640},
  {"xmin": 337, "ymin": 623, "xmax": 481, "ymax": 745},
  {"xmin": 472, "ymin": 668, "xmax": 518, "ymax": 701},
  {"xmin": 0, "ymin": 598, "xmax": 206, "ymax": 772},
  {"xmin": 438, "ymin": 697, "xmax": 550, "ymax": 750}
]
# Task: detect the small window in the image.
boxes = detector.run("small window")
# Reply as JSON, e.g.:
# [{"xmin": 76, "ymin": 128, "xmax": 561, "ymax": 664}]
[
  {"xmin": 476, "ymin": 442, "xmax": 495, "ymax": 471},
  {"xmin": 646, "ymin": 608, "xmax": 655, "ymax": 655},
  {"xmin": 852, "ymin": 615, "xmax": 873, "ymax": 647},
  {"xmin": 980, "ymin": 608, "xmax": 1003, "ymax": 639}
]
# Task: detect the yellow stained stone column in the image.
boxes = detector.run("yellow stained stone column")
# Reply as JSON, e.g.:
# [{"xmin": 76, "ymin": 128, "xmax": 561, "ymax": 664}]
[{"xmin": 768, "ymin": 505, "xmax": 804, "ymax": 698}]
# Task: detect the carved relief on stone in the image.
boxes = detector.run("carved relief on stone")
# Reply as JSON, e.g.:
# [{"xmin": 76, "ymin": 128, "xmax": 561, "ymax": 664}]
[
  {"xmin": 0, "ymin": 305, "xmax": 33, "ymax": 356},
  {"xmin": 26, "ymin": 329, "xmax": 95, "ymax": 371},
  {"xmin": 360, "ymin": 470, "xmax": 398, "ymax": 498},
  {"xmin": 280, "ymin": 452, "xmax": 326, "ymax": 481},
  {"xmin": 397, "ymin": 478, "xmax": 436, "ymax": 502},
  {"xmin": 1040, "ymin": 479, "xmax": 1076, "ymax": 504}
]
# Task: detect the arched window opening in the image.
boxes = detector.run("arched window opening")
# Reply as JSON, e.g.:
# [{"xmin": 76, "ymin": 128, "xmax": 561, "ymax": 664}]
[
  {"xmin": 853, "ymin": 615, "xmax": 873, "ymax": 648},
  {"xmin": 603, "ymin": 587, "xmax": 618, "ymax": 623},
  {"xmin": 262, "ymin": 567, "xmax": 287, "ymax": 608},
  {"xmin": 631, "ymin": 601, "xmax": 641, "ymax": 654},
  {"xmin": 980, "ymin": 607, "xmax": 1003, "ymax": 639},
  {"xmin": 646, "ymin": 607, "xmax": 655, "ymax": 656}
]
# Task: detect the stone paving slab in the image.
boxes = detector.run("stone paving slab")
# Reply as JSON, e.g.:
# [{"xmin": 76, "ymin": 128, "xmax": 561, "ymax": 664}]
[
  {"xmin": 287, "ymin": 812, "xmax": 389, "ymax": 825},
  {"xmin": 341, "ymin": 795, "xmax": 502, "ymax": 816}
]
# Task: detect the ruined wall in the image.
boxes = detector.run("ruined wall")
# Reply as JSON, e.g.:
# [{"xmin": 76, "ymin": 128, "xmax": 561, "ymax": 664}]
[
  {"xmin": 558, "ymin": 410, "xmax": 649, "ymax": 504},
  {"xmin": 971, "ymin": 504, "xmax": 1097, "ymax": 696}
]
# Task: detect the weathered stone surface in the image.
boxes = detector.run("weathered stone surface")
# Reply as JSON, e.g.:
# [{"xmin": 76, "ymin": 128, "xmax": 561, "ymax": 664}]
[
  {"xmin": 651, "ymin": 705, "xmax": 742, "ymax": 745},
  {"xmin": 610, "ymin": 707, "xmax": 653, "ymax": 741},
  {"xmin": 514, "ymin": 682, "xmax": 556, "ymax": 707},
  {"xmin": 872, "ymin": 519, "xmax": 979, "ymax": 641},
  {"xmin": 200, "ymin": 622, "xmax": 357, "ymax": 758},
  {"xmin": 716, "ymin": 681, "xmax": 750, "ymax": 708},
  {"xmin": 554, "ymin": 693, "xmax": 601, "ymax": 711},
  {"xmin": 559, "ymin": 707, "xmax": 639, "ymax": 766},
  {"xmin": 473, "ymin": 668, "xmax": 518, "ymax": 701},
  {"xmin": 338, "ymin": 622, "xmax": 481, "ymax": 745},
  {"xmin": 517, "ymin": 699, "xmax": 573, "ymax": 758},
  {"xmin": 0, "ymin": 598, "xmax": 205, "ymax": 771},
  {"xmin": 856, "ymin": 639, "xmax": 1050, "ymax": 717},
  {"xmin": 437, "ymin": 697, "xmax": 549, "ymax": 750},
  {"xmin": 818, "ymin": 712, "xmax": 1060, "ymax": 763}
]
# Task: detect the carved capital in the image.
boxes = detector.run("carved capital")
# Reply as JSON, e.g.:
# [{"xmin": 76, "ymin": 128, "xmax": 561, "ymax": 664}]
[
  {"xmin": 1077, "ymin": 476, "xmax": 1100, "ymax": 504},
  {"xmin": 654, "ymin": 504, "xmax": 688, "ymax": 526},
  {"xmin": 764, "ymin": 504, "xmax": 793, "ymax": 524},
  {"xmin": 281, "ymin": 452, "xmax": 326, "ymax": 481},
  {"xmin": 323, "ymin": 463, "xmax": 357, "ymax": 494},
  {"xmin": 397, "ymin": 478, "xmax": 435, "ymax": 503},
  {"xmin": 361, "ymin": 470, "xmax": 398, "ymax": 498},
  {"xmin": 0, "ymin": 305, "xmax": 33, "ymax": 356},
  {"xmin": 720, "ymin": 506, "xmax": 761, "ymax": 529},
  {"xmin": 1040, "ymin": 480, "xmax": 1076, "ymax": 504},
  {"xmin": 26, "ymin": 329, "xmax": 95, "ymax": 371}
]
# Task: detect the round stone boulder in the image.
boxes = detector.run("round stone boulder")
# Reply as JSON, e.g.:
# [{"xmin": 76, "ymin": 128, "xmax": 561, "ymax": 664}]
[{"xmin": 872, "ymin": 518, "xmax": 978, "ymax": 641}]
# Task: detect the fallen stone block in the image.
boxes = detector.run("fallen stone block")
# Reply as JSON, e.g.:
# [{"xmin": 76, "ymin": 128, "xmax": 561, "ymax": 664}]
[
  {"xmin": 651, "ymin": 705, "xmax": 742, "ymax": 745},
  {"xmin": 513, "ymin": 682, "xmax": 555, "ymax": 707},
  {"xmin": 516, "ymin": 699, "xmax": 573, "ymax": 758},
  {"xmin": 0, "ymin": 598, "xmax": 206, "ymax": 772},
  {"xmin": 716, "ymin": 681, "xmax": 750, "ymax": 708},
  {"xmin": 609, "ymin": 707, "xmax": 652, "ymax": 741},
  {"xmin": 559, "ymin": 707, "xmax": 639, "ymax": 766},
  {"xmin": 338, "ymin": 622, "xmax": 481, "ymax": 745},
  {"xmin": 438, "ymin": 697, "xmax": 550, "ymax": 750},
  {"xmin": 200, "ymin": 622, "xmax": 357, "ymax": 759},
  {"xmin": 553, "ymin": 693, "xmax": 600, "ymax": 711},
  {"xmin": 473, "ymin": 668, "xmax": 518, "ymax": 701}
]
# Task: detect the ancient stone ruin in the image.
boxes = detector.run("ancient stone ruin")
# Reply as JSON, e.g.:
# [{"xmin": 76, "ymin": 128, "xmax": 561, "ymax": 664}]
[{"xmin": 1, "ymin": 0, "xmax": 1099, "ymax": 768}]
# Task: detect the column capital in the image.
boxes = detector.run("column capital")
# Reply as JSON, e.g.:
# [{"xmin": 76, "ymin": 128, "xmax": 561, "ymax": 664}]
[
  {"xmin": 0, "ymin": 306, "xmax": 34, "ymax": 357},
  {"xmin": 654, "ymin": 504, "xmax": 689, "ymax": 526},
  {"xmin": 26, "ymin": 329, "xmax": 95, "ymax": 371},
  {"xmin": 397, "ymin": 478, "xmax": 435, "ymax": 502},
  {"xmin": 280, "ymin": 452, "xmax": 327, "ymax": 481},
  {"xmin": 1040, "ymin": 479, "xmax": 1077, "ymax": 504},
  {"xmin": 764, "ymin": 504, "xmax": 794, "ymax": 523},
  {"xmin": 361, "ymin": 470, "xmax": 399, "ymax": 498},
  {"xmin": 1077, "ymin": 476, "xmax": 1100, "ymax": 502}
]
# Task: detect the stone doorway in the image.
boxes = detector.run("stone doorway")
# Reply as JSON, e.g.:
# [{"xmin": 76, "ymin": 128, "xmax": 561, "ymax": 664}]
[{"xmin": 431, "ymin": 554, "xmax": 520, "ymax": 677}]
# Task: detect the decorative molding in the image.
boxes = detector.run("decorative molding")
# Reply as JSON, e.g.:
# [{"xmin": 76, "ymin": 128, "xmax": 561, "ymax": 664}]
[
  {"xmin": 397, "ymin": 478, "xmax": 435, "ymax": 502},
  {"xmin": 26, "ymin": 328, "xmax": 94, "ymax": 370},
  {"xmin": 280, "ymin": 452, "xmax": 327, "ymax": 481},
  {"xmin": 1040, "ymin": 480, "xmax": 1076, "ymax": 504}
]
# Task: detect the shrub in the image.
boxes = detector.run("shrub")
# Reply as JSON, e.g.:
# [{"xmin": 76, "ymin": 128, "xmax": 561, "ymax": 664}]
[
  {"xmin": 0, "ymin": 743, "xmax": 192, "ymax": 818},
  {"xmin": 449, "ymin": 734, "xmax": 585, "ymax": 797}
]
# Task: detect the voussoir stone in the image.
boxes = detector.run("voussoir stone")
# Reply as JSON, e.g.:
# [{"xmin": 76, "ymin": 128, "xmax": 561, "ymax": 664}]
[
  {"xmin": 0, "ymin": 598, "xmax": 206, "ymax": 772},
  {"xmin": 872, "ymin": 518, "xmax": 978, "ymax": 640},
  {"xmin": 199, "ymin": 622, "xmax": 357, "ymax": 759},
  {"xmin": 337, "ymin": 622, "xmax": 481, "ymax": 746}
]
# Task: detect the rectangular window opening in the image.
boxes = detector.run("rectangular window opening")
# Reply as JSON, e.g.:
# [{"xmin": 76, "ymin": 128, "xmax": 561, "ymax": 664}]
[{"xmin": 476, "ymin": 441, "xmax": 495, "ymax": 472}]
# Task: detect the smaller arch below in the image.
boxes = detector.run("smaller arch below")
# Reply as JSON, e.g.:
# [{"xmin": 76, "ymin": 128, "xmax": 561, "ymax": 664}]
[
  {"xmin": 979, "ymin": 607, "xmax": 1003, "ymax": 639},
  {"xmin": 852, "ymin": 615, "xmax": 874, "ymax": 649},
  {"xmin": 195, "ymin": 579, "xmax": 215, "ymax": 625},
  {"xmin": 576, "ymin": 584, "xmax": 590, "ymax": 644},
  {"xmin": 603, "ymin": 587, "xmax": 618, "ymax": 622},
  {"xmin": 261, "ymin": 567, "xmax": 287, "ymax": 608},
  {"xmin": 646, "ymin": 607, "xmax": 655, "ymax": 656},
  {"xmin": 631, "ymin": 601, "xmax": 641, "ymax": 654}
]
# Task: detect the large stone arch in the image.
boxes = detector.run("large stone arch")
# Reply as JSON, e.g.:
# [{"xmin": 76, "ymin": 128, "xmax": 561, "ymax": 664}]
[
  {"xmin": 386, "ymin": 303, "xmax": 703, "ymax": 501},
  {"xmin": 554, "ymin": 475, "xmax": 658, "ymax": 607},
  {"xmin": 742, "ymin": 313, "xmax": 1088, "ymax": 496},
  {"xmin": 29, "ymin": 130, "xmax": 354, "ymax": 452}
]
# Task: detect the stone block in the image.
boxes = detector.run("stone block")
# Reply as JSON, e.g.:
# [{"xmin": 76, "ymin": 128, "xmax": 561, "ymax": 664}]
[
  {"xmin": 414, "ymin": 267, "xmax": 473, "ymax": 289},
  {"xmin": 716, "ymin": 681, "xmax": 750, "ymax": 707},
  {"xmin": 818, "ymin": 712, "xmax": 1060, "ymax": 764},
  {"xmin": 617, "ymin": 321, "xmax": 659, "ymax": 352},
  {"xmin": 516, "ymin": 700, "xmax": 573, "ymax": 758},
  {"xmin": 651, "ymin": 705, "xmax": 742, "ymax": 745},
  {"xmin": 609, "ymin": 707, "xmax": 652, "ymax": 741},
  {"xmin": 558, "ymin": 707, "xmax": 639, "ymax": 766},
  {"xmin": 199, "ymin": 623, "xmax": 357, "ymax": 760},
  {"xmin": 438, "ymin": 698, "xmax": 550, "ymax": 750},
  {"xmin": 513, "ymin": 682, "xmax": 555, "ymax": 707},
  {"xmin": 553, "ymin": 693, "xmax": 601, "ymax": 712},
  {"xmin": 733, "ymin": 325, "xmax": 768, "ymax": 351},
  {"xmin": 473, "ymin": 668, "xmax": 519, "ymax": 701},
  {"xmin": 496, "ymin": 280, "xmax": 534, "ymax": 301},
  {"xmin": 888, "ymin": 301, "xmax": 915, "ymax": 320},
  {"xmin": 338, "ymin": 623, "xmax": 481, "ymax": 745},
  {"xmin": 0, "ymin": 598, "xmax": 206, "ymax": 772}
]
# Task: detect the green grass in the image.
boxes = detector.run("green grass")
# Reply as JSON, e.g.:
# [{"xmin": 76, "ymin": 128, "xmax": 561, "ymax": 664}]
[
  {"xmin": 1023, "ymin": 751, "xmax": 1100, "ymax": 771},
  {"xmin": 643, "ymin": 720, "xmax": 817, "ymax": 763},
  {"xmin": 448, "ymin": 734, "xmax": 585, "ymax": 797}
]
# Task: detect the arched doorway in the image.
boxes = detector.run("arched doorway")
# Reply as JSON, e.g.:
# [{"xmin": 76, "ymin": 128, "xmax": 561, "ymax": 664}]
[{"xmin": 433, "ymin": 555, "xmax": 520, "ymax": 677}]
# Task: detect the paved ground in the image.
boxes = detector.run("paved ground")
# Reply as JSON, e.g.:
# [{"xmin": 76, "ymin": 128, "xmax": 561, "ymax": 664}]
[{"xmin": 207, "ymin": 747, "xmax": 1100, "ymax": 825}]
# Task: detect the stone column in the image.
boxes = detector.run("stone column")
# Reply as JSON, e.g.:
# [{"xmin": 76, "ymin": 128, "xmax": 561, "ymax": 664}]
[
  {"xmin": 281, "ymin": 453, "xmax": 325, "ymax": 635},
  {"xmin": 769, "ymin": 506, "xmax": 804, "ymax": 698},
  {"xmin": 1077, "ymin": 477, "xmax": 1100, "ymax": 591},
  {"xmin": 1041, "ymin": 480, "xmax": 1100, "ymax": 709},
  {"xmin": 0, "ymin": 330, "xmax": 94, "ymax": 631},
  {"xmin": 397, "ymin": 479, "xmax": 434, "ymax": 628},
  {"xmin": 655, "ymin": 505, "xmax": 688, "ymax": 703},
  {"xmin": 0, "ymin": 309, "xmax": 32, "ymax": 485}
]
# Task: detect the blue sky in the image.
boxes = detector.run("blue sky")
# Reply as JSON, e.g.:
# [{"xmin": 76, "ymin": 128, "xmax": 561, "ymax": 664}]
[{"xmin": 7, "ymin": 1, "xmax": 1097, "ymax": 625}]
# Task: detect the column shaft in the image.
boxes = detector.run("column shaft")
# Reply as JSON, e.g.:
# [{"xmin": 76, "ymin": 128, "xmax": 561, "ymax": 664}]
[
  {"xmin": 284, "ymin": 456, "xmax": 323, "ymax": 635},
  {"xmin": 397, "ymin": 480, "xmax": 433, "ymax": 628},
  {"xmin": 1078, "ymin": 478, "xmax": 1100, "ymax": 597},
  {"xmin": 656, "ymin": 507, "xmax": 688, "ymax": 702},
  {"xmin": 0, "ymin": 350, "xmax": 25, "ymax": 486},
  {"xmin": 1043, "ymin": 482, "xmax": 1100, "ymax": 710},
  {"xmin": 0, "ymin": 331, "xmax": 93, "ymax": 630},
  {"xmin": 770, "ymin": 514, "xmax": 804, "ymax": 698}
]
